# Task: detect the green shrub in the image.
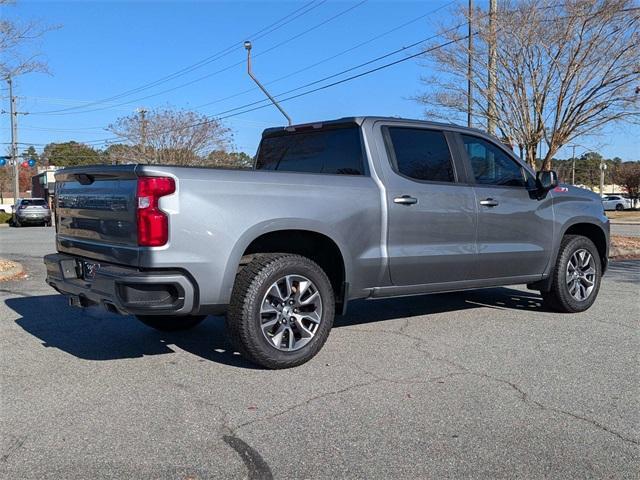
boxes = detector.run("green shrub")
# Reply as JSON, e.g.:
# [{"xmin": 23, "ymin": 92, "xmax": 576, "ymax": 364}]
[{"xmin": 0, "ymin": 212, "xmax": 12, "ymax": 224}]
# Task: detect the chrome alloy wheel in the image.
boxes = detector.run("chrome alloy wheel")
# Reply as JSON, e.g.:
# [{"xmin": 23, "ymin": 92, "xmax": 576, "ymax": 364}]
[
  {"xmin": 566, "ymin": 248, "xmax": 596, "ymax": 301},
  {"xmin": 260, "ymin": 275, "xmax": 323, "ymax": 352}
]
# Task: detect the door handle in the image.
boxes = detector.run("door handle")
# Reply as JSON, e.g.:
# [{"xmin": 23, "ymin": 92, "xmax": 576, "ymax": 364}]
[
  {"xmin": 480, "ymin": 198, "xmax": 499, "ymax": 207},
  {"xmin": 394, "ymin": 195, "xmax": 418, "ymax": 205}
]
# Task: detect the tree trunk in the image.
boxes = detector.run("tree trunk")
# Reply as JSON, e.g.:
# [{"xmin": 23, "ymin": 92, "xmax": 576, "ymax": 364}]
[{"xmin": 525, "ymin": 144, "xmax": 538, "ymax": 170}]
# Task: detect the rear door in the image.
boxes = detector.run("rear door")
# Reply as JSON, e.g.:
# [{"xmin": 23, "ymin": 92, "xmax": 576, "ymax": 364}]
[
  {"xmin": 456, "ymin": 133, "xmax": 554, "ymax": 279},
  {"xmin": 379, "ymin": 124, "xmax": 478, "ymax": 286},
  {"xmin": 55, "ymin": 165, "xmax": 140, "ymax": 265}
]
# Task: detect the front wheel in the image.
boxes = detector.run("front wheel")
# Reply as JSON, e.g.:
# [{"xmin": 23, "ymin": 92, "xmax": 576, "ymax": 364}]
[
  {"xmin": 136, "ymin": 314, "xmax": 207, "ymax": 331},
  {"xmin": 226, "ymin": 253, "xmax": 335, "ymax": 369},
  {"xmin": 541, "ymin": 235, "xmax": 602, "ymax": 313},
  {"xmin": 615, "ymin": 203, "xmax": 624, "ymax": 211}
]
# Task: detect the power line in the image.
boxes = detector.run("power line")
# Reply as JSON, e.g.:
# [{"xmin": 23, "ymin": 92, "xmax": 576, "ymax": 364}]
[
  {"xmin": 32, "ymin": 0, "xmax": 368, "ymax": 116},
  {"xmin": 31, "ymin": 0, "xmax": 375, "ymax": 116},
  {"xmin": 215, "ymin": 37, "xmax": 467, "ymax": 122},
  {"xmin": 192, "ymin": 0, "xmax": 456, "ymax": 111},
  {"xmin": 205, "ymin": 22, "xmax": 468, "ymax": 120},
  {"xmin": 24, "ymin": 2, "xmax": 619, "ymax": 147},
  {"xmin": 89, "ymin": 3, "xmax": 601, "ymax": 141},
  {"xmin": 29, "ymin": 0, "xmax": 326, "ymax": 115},
  {"xmin": 65, "ymin": 32, "xmax": 470, "ymax": 147}
]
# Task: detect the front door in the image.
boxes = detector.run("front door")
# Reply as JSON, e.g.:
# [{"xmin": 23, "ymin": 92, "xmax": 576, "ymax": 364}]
[
  {"xmin": 381, "ymin": 125, "xmax": 478, "ymax": 286},
  {"xmin": 457, "ymin": 133, "xmax": 554, "ymax": 279}
]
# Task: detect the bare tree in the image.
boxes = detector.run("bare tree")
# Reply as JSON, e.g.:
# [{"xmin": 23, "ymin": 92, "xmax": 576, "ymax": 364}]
[
  {"xmin": 107, "ymin": 108, "xmax": 232, "ymax": 166},
  {"xmin": 0, "ymin": 0, "xmax": 57, "ymax": 77},
  {"xmin": 416, "ymin": 0, "xmax": 639, "ymax": 169}
]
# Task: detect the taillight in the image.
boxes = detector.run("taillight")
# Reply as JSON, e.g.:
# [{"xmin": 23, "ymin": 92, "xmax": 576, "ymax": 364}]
[{"xmin": 136, "ymin": 176, "xmax": 175, "ymax": 247}]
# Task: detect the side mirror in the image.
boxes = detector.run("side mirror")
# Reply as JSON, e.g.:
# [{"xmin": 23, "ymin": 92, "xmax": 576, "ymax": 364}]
[{"xmin": 536, "ymin": 170, "xmax": 558, "ymax": 191}]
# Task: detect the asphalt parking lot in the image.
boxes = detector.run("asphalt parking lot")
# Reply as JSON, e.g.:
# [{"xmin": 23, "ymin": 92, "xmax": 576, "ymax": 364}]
[{"xmin": 1, "ymin": 226, "xmax": 638, "ymax": 479}]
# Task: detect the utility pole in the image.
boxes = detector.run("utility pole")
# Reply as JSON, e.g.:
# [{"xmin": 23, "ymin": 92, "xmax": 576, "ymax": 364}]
[
  {"xmin": 487, "ymin": 0, "xmax": 497, "ymax": 135},
  {"xmin": 571, "ymin": 144, "xmax": 576, "ymax": 185},
  {"xmin": 2, "ymin": 77, "xmax": 29, "ymax": 201},
  {"xmin": 138, "ymin": 107, "xmax": 148, "ymax": 158},
  {"xmin": 467, "ymin": 0, "xmax": 473, "ymax": 128},
  {"xmin": 8, "ymin": 76, "xmax": 19, "ymax": 202},
  {"xmin": 599, "ymin": 160, "xmax": 607, "ymax": 196}
]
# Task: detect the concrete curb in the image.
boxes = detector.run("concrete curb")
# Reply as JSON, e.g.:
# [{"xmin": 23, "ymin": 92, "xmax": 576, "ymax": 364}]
[
  {"xmin": 0, "ymin": 260, "xmax": 24, "ymax": 281},
  {"xmin": 610, "ymin": 246, "xmax": 640, "ymax": 260},
  {"xmin": 0, "ymin": 223, "xmax": 9, "ymax": 228}
]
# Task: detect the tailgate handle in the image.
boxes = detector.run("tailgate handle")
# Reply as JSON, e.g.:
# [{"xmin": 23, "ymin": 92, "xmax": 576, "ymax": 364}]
[{"xmin": 75, "ymin": 173, "xmax": 94, "ymax": 185}]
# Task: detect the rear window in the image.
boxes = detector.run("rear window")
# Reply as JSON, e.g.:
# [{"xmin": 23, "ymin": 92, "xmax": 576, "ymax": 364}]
[
  {"xmin": 20, "ymin": 199, "xmax": 46, "ymax": 206},
  {"xmin": 255, "ymin": 126, "xmax": 365, "ymax": 175}
]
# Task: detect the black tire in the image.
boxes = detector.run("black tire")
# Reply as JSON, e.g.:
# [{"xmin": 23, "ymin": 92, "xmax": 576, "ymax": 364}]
[
  {"xmin": 615, "ymin": 203, "xmax": 624, "ymax": 211},
  {"xmin": 136, "ymin": 314, "xmax": 207, "ymax": 331},
  {"xmin": 226, "ymin": 253, "xmax": 335, "ymax": 369},
  {"xmin": 541, "ymin": 235, "xmax": 602, "ymax": 313},
  {"xmin": 13, "ymin": 218, "xmax": 20, "ymax": 227}
]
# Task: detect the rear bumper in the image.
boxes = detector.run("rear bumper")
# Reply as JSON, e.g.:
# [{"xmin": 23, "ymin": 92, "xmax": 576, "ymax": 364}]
[
  {"xmin": 17, "ymin": 213, "xmax": 51, "ymax": 223},
  {"xmin": 44, "ymin": 253, "xmax": 197, "ymax": 316}
]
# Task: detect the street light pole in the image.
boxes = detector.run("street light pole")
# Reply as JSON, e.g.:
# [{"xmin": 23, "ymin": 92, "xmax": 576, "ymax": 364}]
[
  {"xmin": 244, "ymin": 41, "xmax": 292, "ymax": 126},
  {"xmin": 600, "ymin": 161, "xmax": 607, "ymax": 196}
]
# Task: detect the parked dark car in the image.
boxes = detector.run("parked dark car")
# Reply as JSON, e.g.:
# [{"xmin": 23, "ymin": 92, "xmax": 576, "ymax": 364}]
[{"xmin": 13, "ymin": 198, "xmax": 52, "ymax": 227}]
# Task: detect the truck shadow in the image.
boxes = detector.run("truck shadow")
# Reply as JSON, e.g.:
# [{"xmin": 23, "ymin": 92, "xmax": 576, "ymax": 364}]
[{"xmin": 7, "ymin": 287, "xmax": 543, "ymax": 368}]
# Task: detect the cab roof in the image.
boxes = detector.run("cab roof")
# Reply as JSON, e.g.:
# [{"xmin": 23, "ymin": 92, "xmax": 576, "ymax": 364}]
[{"xmin": 261, "ymin": 116, "xmax": 492, "ymax": 139}]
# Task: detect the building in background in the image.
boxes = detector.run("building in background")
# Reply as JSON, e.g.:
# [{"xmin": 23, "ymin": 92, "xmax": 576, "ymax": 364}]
[{"xmin": 31, "ymin": 166, "xmax": 60, "ymax": 206}]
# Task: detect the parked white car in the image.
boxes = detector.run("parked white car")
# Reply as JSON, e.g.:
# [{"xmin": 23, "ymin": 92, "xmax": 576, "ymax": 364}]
[
  {"xmin": 0, "ymin": 203, "xmax": 13, "ymax": 214},
  {"xmin": 602, "ymin": 195, "xmax": 632, "ymax": 211}
]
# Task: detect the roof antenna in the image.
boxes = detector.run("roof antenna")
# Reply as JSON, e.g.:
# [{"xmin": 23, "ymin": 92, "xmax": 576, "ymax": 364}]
[{"xmin": 244, "ymin": 40, "xmax": 292, "ymax": 126}]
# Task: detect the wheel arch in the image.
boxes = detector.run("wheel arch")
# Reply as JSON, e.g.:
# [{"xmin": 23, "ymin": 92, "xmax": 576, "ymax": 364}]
[
  {"xmin": 220, "ymin": 220, "xmax": 352, "ymax": 311},
  {"xmin": 531, "ymin": 219, "xmax": 609, "ymax": 293},
  {"xmin": 562, "ymin": 222, "xmax": 609, "ymax": 272}
]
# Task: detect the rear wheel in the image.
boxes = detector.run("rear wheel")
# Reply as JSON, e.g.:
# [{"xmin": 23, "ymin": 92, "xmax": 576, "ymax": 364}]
[
  {"xmin": 136, "ymin": 314, "xmax": 207, "ymax": 331},
  {"xmin": 226, "ymin": 253, "xmax": 335, "ymax": 369},
  {"xmin": 541, "ymin": 235, "xmax": 602, "ymax": 313},
  {"xmin": 615, "ymin": 203, "xmax": 624, "ymax": 211}
]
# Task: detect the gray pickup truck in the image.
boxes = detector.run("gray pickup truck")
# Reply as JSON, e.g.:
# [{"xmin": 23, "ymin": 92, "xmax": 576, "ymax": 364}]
[{"xmin": 45, "ymin": 117, "xmax": 609, "ymax": 368}]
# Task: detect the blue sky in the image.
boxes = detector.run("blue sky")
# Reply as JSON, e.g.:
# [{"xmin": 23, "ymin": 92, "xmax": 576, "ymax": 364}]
[{"xmin": 2, "ymin": 0, "xmax": 638, "ymax": 160}]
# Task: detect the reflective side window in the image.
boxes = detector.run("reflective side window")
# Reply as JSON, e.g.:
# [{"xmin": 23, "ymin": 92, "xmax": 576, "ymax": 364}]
[
  {"xmin": 386, "ymin": 127, "xmax": 455, "ymax": 183},
  {"xmin": 255, "ymin": 126, "xmax": 365, "ymax": 175},
  {"xmin": 461, "ymin": 135, "xmax": 526, "ymax": 187}
]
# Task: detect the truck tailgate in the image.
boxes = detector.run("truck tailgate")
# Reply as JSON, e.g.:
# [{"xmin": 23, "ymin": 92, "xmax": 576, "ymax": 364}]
[{"xmin": 55, "ymin": 165, "xmax": 140, "ymax": 266}]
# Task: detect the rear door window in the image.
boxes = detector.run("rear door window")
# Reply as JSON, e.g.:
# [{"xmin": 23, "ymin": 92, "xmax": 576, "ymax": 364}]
[
  {"xmin": 255, "ymin": 126, "xmax": 365, "ymax": 175},
  {"xmin": 384, "ymin": 127, "xmax": 456, "ymax": 183}
]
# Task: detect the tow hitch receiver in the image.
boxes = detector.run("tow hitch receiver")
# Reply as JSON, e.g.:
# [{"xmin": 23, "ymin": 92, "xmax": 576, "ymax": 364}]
[{"xmin": 68, "ymin": 295, "xmax": 90, "ymax": 308}]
